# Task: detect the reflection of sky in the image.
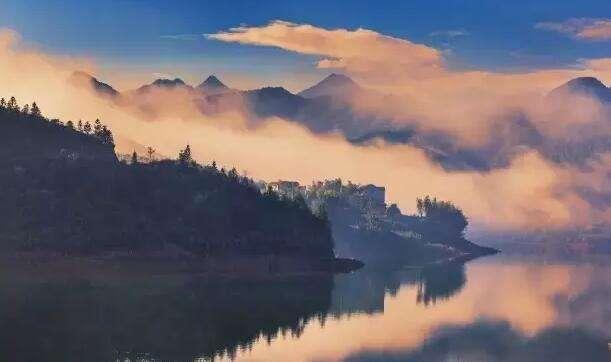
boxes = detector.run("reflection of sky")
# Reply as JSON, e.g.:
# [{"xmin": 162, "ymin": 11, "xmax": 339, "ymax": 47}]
[{"xmin": 222, "ymin": 256, "xmax": 610, "ymax": 362}]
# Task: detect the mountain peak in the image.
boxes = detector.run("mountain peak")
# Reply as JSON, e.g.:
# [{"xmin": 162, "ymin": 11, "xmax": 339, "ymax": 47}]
[
  {"xmin": 299, "ymin": 73, "xmax": 360, "ymax": 98},
  {"xmin": 565, "ymin": 77, "xmax": 607, "ymax": 90},
  {"xmin": 201, "ymin": 75, "xmax": 226, "ymax": 87},
  {"xmin": 198, "ymin": 75, "xmax": 229, "ymax": 93},
  {"xmin": 322, "ymin": 73, "xmax": 356, "ymax": 85},
  {"xmin": 69, "ymin": 71, "xmax": 119, "ymax": 98},
  {"xmin": 151, "ymin": 78, "xmax": 186, "ymax": 87},
  {"xmin": 549, "ymin": 77, "xmax": 611, "ymax": 103}
]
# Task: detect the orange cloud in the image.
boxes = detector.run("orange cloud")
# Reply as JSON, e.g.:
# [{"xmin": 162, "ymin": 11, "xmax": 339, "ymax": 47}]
[
  {"xmin": 208, "ymin": 20, "xmax": 444, "ymax": 81},
  {"xmin": 210, "ymin": 22, "xmax": 611, "ymax": 146}
]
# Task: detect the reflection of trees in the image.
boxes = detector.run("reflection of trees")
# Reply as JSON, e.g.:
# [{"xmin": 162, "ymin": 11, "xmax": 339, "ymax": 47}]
[
  {"xmin": 331, "ymin": 260, "xmax": 468, "ymax": 315},
  {"xmin": 0, "ymin": 274, "xmax": 333, "ymax": 361},
  {"xmin": 416, "ymin": 260, "xmax": 467, "ymax": 306}
]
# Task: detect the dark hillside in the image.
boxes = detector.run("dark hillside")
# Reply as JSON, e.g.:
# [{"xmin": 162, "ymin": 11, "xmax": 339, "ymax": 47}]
[{"xmin": 0, "ymin": 98, "xmax": 334, "ymax": 259}]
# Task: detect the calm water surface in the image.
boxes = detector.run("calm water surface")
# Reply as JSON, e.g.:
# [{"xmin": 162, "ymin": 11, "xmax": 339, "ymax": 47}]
[
  {"xmin": 1, "ymin": 254, "xmax": 609, "ymax": 361},
  {"xmin": 224, "ymin": 255, "xmax": 610, "ymax": 362}
]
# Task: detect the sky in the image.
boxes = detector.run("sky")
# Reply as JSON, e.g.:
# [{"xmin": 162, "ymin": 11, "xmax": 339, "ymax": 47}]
[{"xmin": 2, "ymin": 0, "xmax": 610, "ymax": 91}]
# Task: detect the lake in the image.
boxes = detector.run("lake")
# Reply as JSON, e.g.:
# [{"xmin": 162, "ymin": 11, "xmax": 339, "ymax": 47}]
[{"xmin": 1, "ymin": 254, "xmax": 609, "ymax": 361}]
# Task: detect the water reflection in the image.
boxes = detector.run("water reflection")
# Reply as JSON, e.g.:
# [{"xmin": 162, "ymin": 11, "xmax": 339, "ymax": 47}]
[
  {"xmin": 330, "ymin": 259, "xmax": 468, "ymax": 316},
  {"xmin": 344, "ymin": 321, "xmax": 610, "ymax": 362},
  {"xmin": 0, "ymin": 273, "xmax": 334, "ymax": 361},
  {"xmin": 0, "ymin": 256, "xmax": 608, "ymax": 361},
  {"xmin": 229, "ymin": 256, "xmax": 610, "ymax": 362}
]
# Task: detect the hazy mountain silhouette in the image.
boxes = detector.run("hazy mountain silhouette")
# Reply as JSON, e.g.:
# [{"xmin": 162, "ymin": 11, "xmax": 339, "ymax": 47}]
[
  {"xmin": 136, "ymin": 78, "xmax": 193, "ymax": 94},
  {"xmin": 197, "ymin": 75, "xmax": 231, "ymax": 95},
  {"xmin": 299, "ymin": 73, "xmax": 361, "ymax": 99},
  {"xmin": 548, "ymin": 77, "xmax": 611, "ymax": 103},
  {"xmin": 69, "ymin": 73, "xmax": 611, "ymax": 174},
  {"xmin": 69, "ymin": 71, "xmax": 120, "ymax": 98}
]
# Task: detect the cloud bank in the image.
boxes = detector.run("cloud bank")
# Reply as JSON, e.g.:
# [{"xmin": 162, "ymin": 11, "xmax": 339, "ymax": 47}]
[{"xmin": 1, "ymin": 27, "xmax": 610, "ymax": 233}]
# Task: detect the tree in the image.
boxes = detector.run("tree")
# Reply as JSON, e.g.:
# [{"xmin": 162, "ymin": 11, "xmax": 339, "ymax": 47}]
[
  {"xmin": 0, "ymin": 98, "xmax": 5, "ymax": 108},
  {"xmin": 416, "ymin": 198, "xmax": 424, "ymax": 217},
  {"xmin": 99, "ymin": 126, "xmax": 114, "ymax": 145},
  {"xmin": 93, "ymin": 119, "xmax": 102, "ymax": 134},
  {"xmin": 415, "ymin": 195, "xmax": 468, "ymax": 242},
  {"xmin": 66, "ymin": 120, "xmax": 75, "ymax": 129},
  {"xmin": 146, "ymin": 146, "xmax": 156, "ymax": 161},
  {"xmin": 30, "ymin": 102, "xmax": 41, "ymax": 117},
  {"xmin": 7, "ymin": 97, "xmax": 17, "ymax": 111},
  {"xmin": 21, "ymin": 104, "xmax": 30, "ymax": 115},
  {"xmin": 83, "ymin": 121, "xmax": 92, "ymax": 134},
  {"xmin": 131, "ymin": 151, "xmax": 138, "ymax": 164},
  {"xmin": 178, "ymin": 145, "xmax": 192, "ymax": 165}
]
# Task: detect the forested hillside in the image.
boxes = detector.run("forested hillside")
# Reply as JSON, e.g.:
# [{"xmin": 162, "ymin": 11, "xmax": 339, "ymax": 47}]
[{"xmin": 0, "ymin": 97, "xmax": 334, "ymax": 259}]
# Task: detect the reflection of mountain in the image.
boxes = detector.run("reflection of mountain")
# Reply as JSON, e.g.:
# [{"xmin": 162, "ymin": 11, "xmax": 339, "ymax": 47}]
[
  {"xmin": 343, "ymin": 320, "xmax": 610, "ymax": 362},
  {"xmin": 0, "ymin": 272, "xmax": 333, "ymax": 361},
  {"xmin": 331, "ymin": 259, "xmax": 469, "ymax": 316}
]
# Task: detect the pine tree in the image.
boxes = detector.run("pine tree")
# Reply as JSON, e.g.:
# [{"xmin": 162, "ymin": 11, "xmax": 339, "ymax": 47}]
[
  {"xmin": 66, "ymin": 120, "xmax": 75, "ymax": 129},
  {"xmin": 77, "ymin": 120, "xmax": 83, "ymax": 131},
  {"xmin": 0, "ymin": 98, "xmax": 5, "ymax": 108},
  {"xmin": 146, "ymin": 146, "xmax": 156, "ymax": 161},
  {"xmin": 21, "ymin": 104, "xmax": 30, "ymax": 114},
  {"xmin": 7, "ymin": 97, "xmax": 17, "ymax": 111},
  {"xmin": 94, "ymin": 119, "xmax": 102, "ymax": 134},
  {"xmin": 131, "ymin": 151, "xmax": 138, "ymax": 164},
  {"xmin": 83, "ymin": 121, "xmax": 92, "ymax": 134},
  {"xmin": 99, "ymin": 126, "xmax": 114, "ymax": 145},
  {"xmin": 178, "ymin": 145, "xmax": 192, "ymax": 165},
  {"xmin": 30, "ymin": 102, "xmax": 41, "ymax": 116}
]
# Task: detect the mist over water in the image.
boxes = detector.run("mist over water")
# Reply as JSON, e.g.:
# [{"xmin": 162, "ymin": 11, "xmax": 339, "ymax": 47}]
[{"xmin": 223, "ymin": 255, "xmax": 611, "ymax": 362}]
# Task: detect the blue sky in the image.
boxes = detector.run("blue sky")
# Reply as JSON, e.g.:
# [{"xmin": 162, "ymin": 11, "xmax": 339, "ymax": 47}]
[{"xmin": 2, "ymin": 0, "xmax": 610, "ymax": 90}]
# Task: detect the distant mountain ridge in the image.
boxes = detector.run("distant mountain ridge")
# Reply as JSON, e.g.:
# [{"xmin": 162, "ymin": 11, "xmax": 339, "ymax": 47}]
[
  {"xmin": 69, "ymin": 71, "xmax": 120, "ymax": 98},
  {"xmin": 548, "ymin": 76, "xmax": 611, "ymax": 103},
  {"xmin": 69, "ymin": 71, "xmax": 611, "ymax": 172}
]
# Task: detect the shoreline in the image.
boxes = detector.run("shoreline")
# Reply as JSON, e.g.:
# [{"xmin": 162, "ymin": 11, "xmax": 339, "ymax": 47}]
[{"xmin": 0, "ymin": 253, "xmax": 363, "ymax": 282}]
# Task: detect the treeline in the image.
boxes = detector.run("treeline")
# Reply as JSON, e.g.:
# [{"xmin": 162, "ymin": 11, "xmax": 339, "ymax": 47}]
[
  {"xmin": 0, "ymin": 102, "xmax": 334, "ymax": 258},
  {"xmin": 414, "ymin": 195, "xmax": 468, "ymax": 243},
  {"xmin": 304, "ymin": 178, "xmax": 495, "ymax": 263},
  {"xmin": 0, "ymin": 96, "xmax": 114, "ymax": 146}
]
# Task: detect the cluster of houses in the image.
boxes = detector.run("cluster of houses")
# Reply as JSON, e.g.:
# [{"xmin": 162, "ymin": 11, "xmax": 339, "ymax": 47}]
[{"xmin": 259, "ymin": 178, "xmax": 397, "ymax": 222}]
